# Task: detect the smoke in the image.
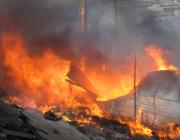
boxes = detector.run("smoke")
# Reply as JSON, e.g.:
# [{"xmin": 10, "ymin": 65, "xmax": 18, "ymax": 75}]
[{"xmin": 0, "ymin": 0, "xmax": 180, "ymax": 95}]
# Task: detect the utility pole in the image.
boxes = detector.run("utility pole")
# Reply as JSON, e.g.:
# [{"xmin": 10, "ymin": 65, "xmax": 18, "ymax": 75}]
[
  {"xmin": 80, "ymin": 0, "xmax": 88, "ymax": 32},
  {"xmin": 134, "ymin": 51, "xmax": 137, "ymax": 121}
]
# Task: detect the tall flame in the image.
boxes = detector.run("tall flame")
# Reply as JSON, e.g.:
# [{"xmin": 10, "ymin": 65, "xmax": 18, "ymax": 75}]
[
  {"xmin": 1, "ymin": 33, "xmax": 70, "ymax": 108},
  {"xmin": 145, "ymin": 45, "xmax": 177, "ymax": 71},
  {"xmin": 1, "ymin": 33, "xmax": 102, "ymax": 115}
]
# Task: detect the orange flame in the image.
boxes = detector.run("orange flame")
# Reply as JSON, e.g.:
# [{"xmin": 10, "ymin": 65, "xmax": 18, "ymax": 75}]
[
  {"xmin": 1, "ymin": 33, "xmax": 102, "ymax": 115},
  {"xmin": 1, "ymin": 32, "xmax": 179, "ymax": 139},
  {"xmin": 128, "ymin": 121, "xmax": 152, "ymax": 137},
  {"xmin": 118, "ymin": 110, "xmax": 153, "ymax": 137},
  {"xmin": 145, "ymin": 45, "xmax": 177, "ymax": 71},
  {"xmin": 157, "ymin": 123, "xmax": 180, "ymax": 139}
]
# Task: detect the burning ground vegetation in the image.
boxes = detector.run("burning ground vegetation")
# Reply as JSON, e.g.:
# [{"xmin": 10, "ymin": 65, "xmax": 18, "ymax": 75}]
[{"xmin": 0, "ymin": 33, "xmax": 179, "ymax": 140}]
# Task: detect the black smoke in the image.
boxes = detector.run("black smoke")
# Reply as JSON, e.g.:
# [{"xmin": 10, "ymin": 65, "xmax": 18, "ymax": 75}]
[{"xmin": 0, "ymin": 0, "xmax": 179, "ymax": 75}]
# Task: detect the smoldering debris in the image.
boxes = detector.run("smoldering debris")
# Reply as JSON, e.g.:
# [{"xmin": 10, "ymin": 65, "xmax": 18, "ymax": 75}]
[
  {"xmin": 1, "ymin": 97, "xmax": 179, "ymax": 140},
  {"xmin": 0, "ymin": 100, "xmax": 163, "ymax": 140},
  {"xmin": 0, "ymin": 68, "xmax": 180, "ymax": 139}
]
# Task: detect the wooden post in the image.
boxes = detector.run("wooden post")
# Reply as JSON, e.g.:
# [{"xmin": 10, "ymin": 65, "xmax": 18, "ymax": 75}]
[
  {"xmin": 152, "ymin": 88, "xmax": 158, "ymax": 125},
  {"xmin": 123, "ymin": 14, "xmax": 137, "ymax": 121},
  {"xmin": 134, "ymin": 52, "xmax": 137, "ymax": 121}
]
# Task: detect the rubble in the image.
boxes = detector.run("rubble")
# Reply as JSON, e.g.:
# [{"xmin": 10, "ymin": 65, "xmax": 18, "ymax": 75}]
[
  {"xmin": 23, "ymin": 109, "xmax": 89, "ymax": 140},
  {"xmin": 0, "ymin": 101, "xmax": 38, "ymax": 140},
  {"xmin": 44, "ymin": 110, "xmax": 62, "ymax": 121},
  {"xmin": 0, "ymin": 101, "xmax": 89, "ymax": 140},
  {"xmin": 0, "ymin": 99, "xmax": 179, "ymax": 140}
]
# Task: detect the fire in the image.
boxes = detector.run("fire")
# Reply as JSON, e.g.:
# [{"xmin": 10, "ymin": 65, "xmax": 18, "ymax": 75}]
[
  {"xmin": 118, "ymin": 110, "xmax": 153, "ymax": 137},
  {"xmin": 1, "ymin": 33, "xmax": 178, "ymax": 108},
  {"xmin": 130, "ymin": 110, "xmax": 153, "ymax": 137},
  {"xmin": 1, "ymin": 33, "xmax": 69, "ymax": 107},
  {"xmin": 92, "ymin": 73, "xmax": 134, "ymax": 101},
  {"xmin": 157, "ymin": 123, "xmax": 180, "ymax": 139},
  {"xmin": 145, "ymin": 45, "xmax": 177, "ymax": 71},
  {"xmin": 128, "ymin": 121, "xmax": 152, "ymax": 137},
  {"xmin": 1, "ymin": 32, "xmax": 179, "ymax": 139},
  {"xmin": 3, "ymin": 34, "xmax": 177, "ymax": 106},
  {"xmin": 1, "ymin": 33, "xmax": 101, "ymax": 116},
  {"xmin": 118, "ymin": 110, "xmax": 180, "ymax": 139},
  {"xmin": 128, "ymin": 121, "xmax": 180, "ymax": 139},
  {"xmin": 79, "ymin": 58, "xmax": 139, "ymax": 101}
]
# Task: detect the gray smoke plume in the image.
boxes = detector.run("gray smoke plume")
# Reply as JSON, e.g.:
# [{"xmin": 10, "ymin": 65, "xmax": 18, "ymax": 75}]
[{"xmin": 0, "ymin": 0, "xmax": 179, "ymax": 84}]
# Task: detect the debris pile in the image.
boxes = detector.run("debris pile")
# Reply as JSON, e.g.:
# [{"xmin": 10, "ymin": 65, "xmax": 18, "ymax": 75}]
[
  {"xmin": 0, "ymin": 68, "xmax": 180, "ymax": 140},
  {"xmin": 0, "ymin": 101, "xmax": 89, "ymax": 140},
  {"xmin": 1, "ymin": 100, "xmax": 177, "ymax": 140}
]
